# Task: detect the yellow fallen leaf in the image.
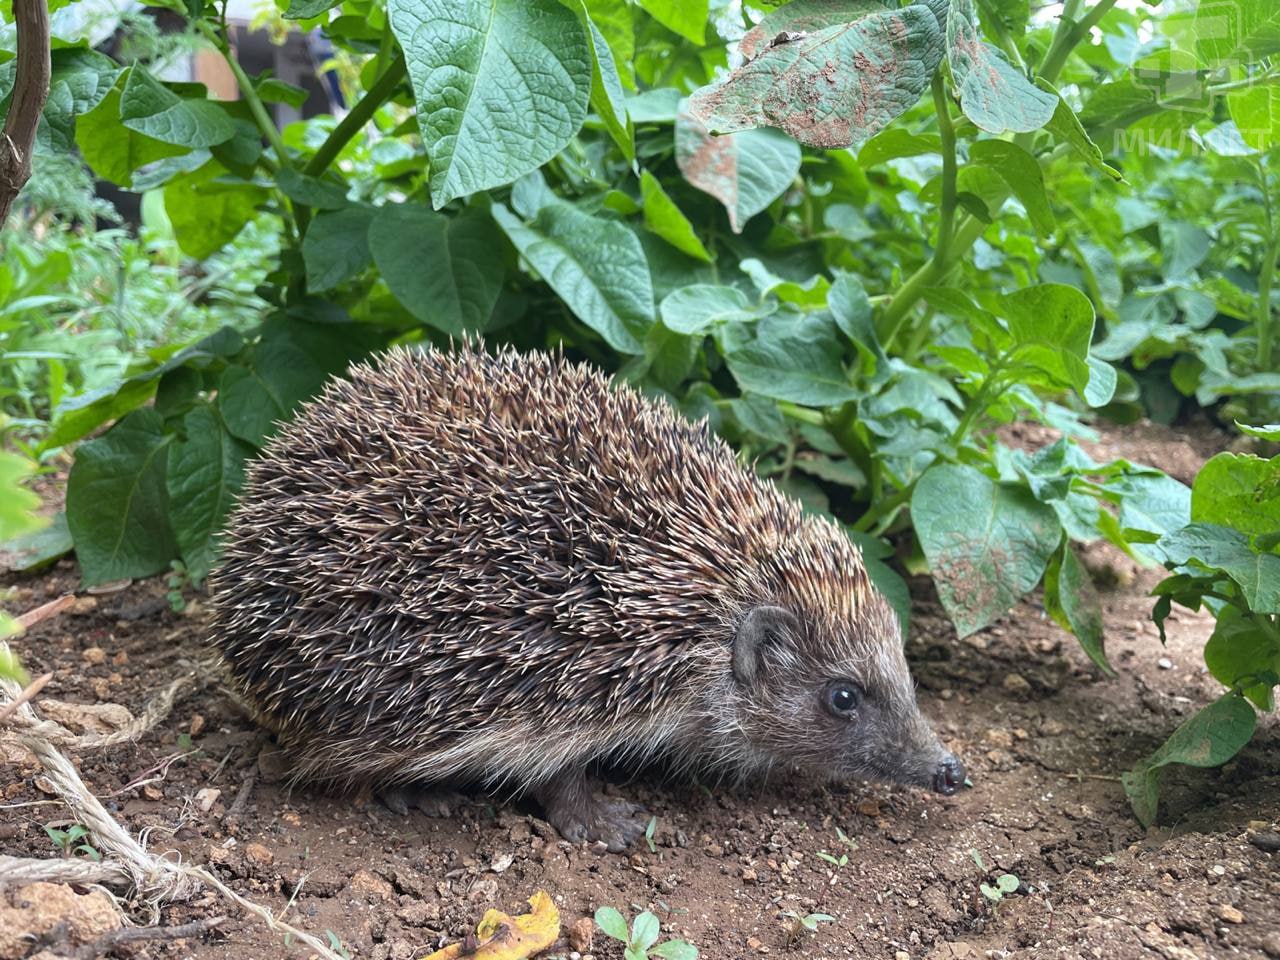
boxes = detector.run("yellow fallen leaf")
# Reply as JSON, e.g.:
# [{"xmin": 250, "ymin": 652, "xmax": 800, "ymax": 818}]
[{"xmin": 421, "ymin": 890, "xmax": 560, "ymax": 960}]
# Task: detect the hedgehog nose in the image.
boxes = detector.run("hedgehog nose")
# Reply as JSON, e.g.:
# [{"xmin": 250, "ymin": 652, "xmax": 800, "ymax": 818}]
[{"xmin": 932, "ymin": 754, "xmax": 966, "ymax": 795}]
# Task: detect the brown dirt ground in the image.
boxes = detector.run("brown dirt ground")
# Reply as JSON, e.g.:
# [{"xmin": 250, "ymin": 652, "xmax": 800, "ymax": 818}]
[{"xmin": 2, "ymin": 420, "xmax": 1278, "ymax": 960}]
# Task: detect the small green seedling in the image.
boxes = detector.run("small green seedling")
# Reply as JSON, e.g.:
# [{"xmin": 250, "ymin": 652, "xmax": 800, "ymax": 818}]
[
  {"xmin": 980, "ymin": 873, "xmax": 1020, "ymax": 903},
  {"xmin": 45, "ymin": 823, "xmax": 101, "ymax": 861},
  {"xmin": 817, "ymin": 824, "xmax": 857, "ymax": 868},
  {"xmin": 595, "ymin": 906, "xmax": 698, "ymax": 960},
  {"xmin": 782, "ymin": 910, "xmax": 834, "ymax": 945},
  {"xmin": 325, "ymin": 930, "xmax": 352, "ymax": 960},
  {"xmin": 645, "ymin": 815, "xmax": 658, "ymax": 853},
  {"xmin": 970, "ymin": 848, "xmax": 1019, "ymax": 904}
]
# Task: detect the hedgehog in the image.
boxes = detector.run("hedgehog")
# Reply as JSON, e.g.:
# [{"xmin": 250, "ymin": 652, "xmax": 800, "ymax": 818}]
[{"xmin": 208, "ymin": 344, "xmax": 965, "ymax": 850}]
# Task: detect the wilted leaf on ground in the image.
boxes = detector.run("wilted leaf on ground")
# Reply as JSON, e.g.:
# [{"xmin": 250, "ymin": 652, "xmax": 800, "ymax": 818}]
[
  {"xmin": 675, "ymin": 104, "xmax": 800, "ymax": 232},
  {"xmin": 687, "ymin": 4, "xmax": 945, "ymax": 149},
  {"xmin": 422, "ymin": 889, "xmax": 560, "ymax": 960},
  {"xmin": 1122, "ymin": 691, "xmax": 1258, "ymax": 826}
]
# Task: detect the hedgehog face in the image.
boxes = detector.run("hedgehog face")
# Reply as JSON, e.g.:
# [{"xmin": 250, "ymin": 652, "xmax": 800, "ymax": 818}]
[{"xmin": 729, "ymin": 604, "xmax": 966, "ymax": 796}]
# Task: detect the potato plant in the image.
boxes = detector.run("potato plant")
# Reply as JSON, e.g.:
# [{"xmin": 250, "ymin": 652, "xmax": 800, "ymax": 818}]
[{"xmin": 1, "ymin": 0, "xmax": 1277, "ymax": 819}]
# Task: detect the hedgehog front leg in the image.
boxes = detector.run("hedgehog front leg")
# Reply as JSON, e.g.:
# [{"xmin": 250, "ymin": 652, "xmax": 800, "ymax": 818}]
[{"xmin": 533, "ymin": 768, "xmax": 647, "ymax": 852}]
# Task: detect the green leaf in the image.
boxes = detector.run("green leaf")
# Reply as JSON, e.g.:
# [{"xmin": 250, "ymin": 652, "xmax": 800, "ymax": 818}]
[
  {"xmin": 119, "ymin": 65, "xmax": 235, "ymax": 148},
  {"xmin": 1159, "ymin": 221, "xmax": 1211, "ymax": 281},
  {"xmin": 847, "ymin": 529, "xmax": 910, "ymax": 634},
  {"xmin": 389, "ymin": 0, "xmax": 591, "ymax": 208},
  {"xmin": 637, "ymin": 0, "xmax": 706, "ymax": 44},
  {"xmin": 686, "ymin": 4, "xmax": 944, "ymax": 149},
  {"xmin": 567, "ymin": 0, "xmax": 634, "ymax": 160},
  {"xmin": 739, "ymin": 0, "xmax": 889, "ymax": 59},
  {"xmin": 369, "ymin": 204, "xmax": 506, "ymax": 335},
  {"xmin": 493, "ymin": 201, "xmax": 653, "ymax": 353},
  {"xmin": 1038, "ymin": 79, "xmax": 1123, "ymax": 181},
  {"xmin": 217, "ymin": 318, "xmax": 381, "ymax": 447},
  {"xmin": 967, "ymin": 140, "xmax": 1052, "ymax": 237},
  {"xmin": 989, "ymin": 283, "xmax": 1095, "ymax": 394},
  {"xmin": 1122, "ymin": 691, "xmax": 1257, "ymax": 827},
  {"xmin": 1238, "ymin": 422, "xmax": 1280, "ymax": 441},
  {"xmin": 66, "ymin": 409, "xmax": 178, "ymax": 586},
  {"xmin": 49, "ymin": 47, "xmax": 121, "ymax": 114},
  {"xmin": 1227, "ymin": 83, "xmax": 1280, "ymax": 151},
  {"xmin": 640, "ymin": 171, "xmax": 711, "ymax": 262},
  {"xmin": 1115, "ymin": 473, "xmax": 1192, "ymax": 560},
  {"xmin": 284, "ymin": 0, "xmax": 342, "ymax": 18},
  {"xmin": 857, "ymin": 127, "xmax": 941, "ymax": 168},
  {"xmin": 582, "ymin": 0, "xmax": 634, "ymax": 88},
  {"xmin": 166, "ymin": 405, "xmax": 252, "ymax": 583},
  {"xmin": 1085, "ymin": 357, "xmax": 1118, "ymax": 408},
  {"xmin": 75, "ymin": 81, "xmax": 187, "ymax": 186},
  {"xmin": 1044, "ymin": 541, "xmax": 1113, "ymax": 675},
  {"xmin": 1195, "ymin": 0, "xmax": 1280, "ymax": 67},
  {"xmin": 660, "ymin": 284, "xmax": 766, "ymax": 335},
  {"xmin": 0, "ymin": 452, "xmax": 43, "ymax": 542},
  {"xmin": 675, "ymin": 104, "xmax": 800, "ymax": 233},
  {"xmin": 164, "ymin": 169, "xmax": 267, "ymax": 260},
  {"xmin": 1191, "ymin": 452, "xmax": 1280, "ymax": 538},
  {"xmin": 594, "ymin": 907, "xmax": 630, "ymax": 942},
  {"xmin": 631, "ymin": 912, "xmax": 661, "ymax": 951},
  {"xmin": 302, "ymin": 205, "xmax": 376, "ymax": 292},
  {"xmin": 257, "ymin": 77, "xmax": 309, "ymax": 108},
  {"xmin": 946, "ymin": 0, "xmax": 1056, "ymax": 134},
  {"xmin": 1159, "ymin": 523, "xmax": 1280, "ymax": 613},
  {"xmin": 1, "ymin": 512, "xmax": 72, "ymax": 574},
  {"xmin": 651, "ymin": 941, "xmax": 699, "ymax": 960},
  {"xmin": 828, "ymin": 272, "xmax": 885, "ymax": 374},
  {"xmin": 1203, "ymin": 606, "xmax": 1278, "ymax": 711},
  {"xmin": 723, "ymin": 311, "xmax": 859, "ymax": 407},
  {"xmin": 912, "ymin": 463, "xmax": 1062, "ymax": 637},
  {"xmin": 36, "ymin": 80, "xmax": 74, "ymax": 155},
  {"xmin": 276, "ymin": 168, "xmax": 350, "ymax": 209}
]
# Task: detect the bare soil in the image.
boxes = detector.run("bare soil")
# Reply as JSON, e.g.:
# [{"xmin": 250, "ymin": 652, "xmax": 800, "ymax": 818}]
[{"xmin": 2, "ymin": 420, "xmax": 1278, "ymax": 960}]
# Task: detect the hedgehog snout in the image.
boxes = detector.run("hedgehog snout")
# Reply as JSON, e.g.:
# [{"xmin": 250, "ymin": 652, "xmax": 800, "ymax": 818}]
[{"xmin": 931, "ymin": 753, "xmax": 967, "ymax": 795}]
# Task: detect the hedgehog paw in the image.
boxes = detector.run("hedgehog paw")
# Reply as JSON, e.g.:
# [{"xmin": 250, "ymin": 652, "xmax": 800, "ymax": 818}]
[
  {"xmin": 377, "ymin": 784, "xmax": 463, "ymax": 819},
  {"xmin": 536, "ymin": 775, "xmax": 647, "ymax": 851}
]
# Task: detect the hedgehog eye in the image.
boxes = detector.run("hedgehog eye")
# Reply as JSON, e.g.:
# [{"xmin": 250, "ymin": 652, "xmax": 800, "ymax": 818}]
[{"xmin": 824, "ymin": 681, "xmax": 861, "ymax": 718}]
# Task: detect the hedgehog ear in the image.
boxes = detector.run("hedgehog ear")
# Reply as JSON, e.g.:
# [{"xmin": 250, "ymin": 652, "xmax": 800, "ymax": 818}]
[{"xmin": 732, "ymin": 606, "xmax": 799, "ymax": 686}]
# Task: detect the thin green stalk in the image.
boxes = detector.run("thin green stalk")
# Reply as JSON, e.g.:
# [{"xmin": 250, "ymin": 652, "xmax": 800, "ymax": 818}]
[
  {"xmin": 1039, "ymin": 0, "xmax": 1119, "ymax": 86},
  {"xmin": 303, "ymin": 55, "xmax": 407, "ymax": 177},
  {"xmin": 1256, "ymin": 160, "xmax": 1278, "ymax": 369},
  {"xmin": 930, "ymin": 74, "xmax": 958, "ymax": 270},
  {"xmin": 195, "ymin": 21, "xmax": 291, "ymax": 167}
]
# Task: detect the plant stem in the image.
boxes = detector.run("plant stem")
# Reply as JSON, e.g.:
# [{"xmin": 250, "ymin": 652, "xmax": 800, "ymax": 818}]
[
  {"xmin": 931, "ymin": 74, "xmax": 958, "ymax": 270},
  {"xmin": 1039, "ymin": 0, "xmax": 1119, "ymax": 86},
  {"xmin": 195, "ymin": 21, "xmax": 291, "ymax": 168},
  {"xmin": 879, "ymin": 75, "xmax": 957, "ymax": 350},
  {"xmin": 1256, "ymin": 159, "xmax": 1278, "ymax": 369},
  {"xmin": 303, "ymin": 54, "xmax": 406, "ymax": 178}
]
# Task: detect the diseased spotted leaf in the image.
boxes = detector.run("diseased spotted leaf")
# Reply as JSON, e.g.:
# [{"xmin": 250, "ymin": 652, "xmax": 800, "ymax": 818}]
[
  {"xmin": 912, "ymin": 463, "xmax": 1062, "ymax": 637},
  {"xmin": 738, "ymin": 0, "xmax": 889, "ymax": 59},
  {"xmin": 946, "ymin": 0, "xmax": 1055, "ymax": 134},
  {"xmin": 686, "ymin": 4, "xmax": 945, "ymax": 149},
  {"xmin": 674, "ymin": 103, "xmax": 800, "ymax": 233}
]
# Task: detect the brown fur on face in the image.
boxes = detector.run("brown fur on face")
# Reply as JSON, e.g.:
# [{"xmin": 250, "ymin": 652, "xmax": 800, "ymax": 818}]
[{"xmin": 208, "ymin": 344, "xmax": 960, "ymax": 845}]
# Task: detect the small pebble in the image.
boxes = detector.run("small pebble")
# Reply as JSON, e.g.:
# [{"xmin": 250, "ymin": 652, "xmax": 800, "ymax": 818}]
[
  {"xmin": 1002, "ymin": 673, "xmax": 1032, "ymax": 696},
  {"xmin": 1261, "ymin": 932, "xmax": 1280, "ymax": 957},
  {"xmin": 82, "ymin": 646, "xmax": 107, "ymax": 665},
  {"xmin": 1157, "ymin": 657, "xmax": 1173, "ymax": 670},
  {"xmin": 1215, "ymin": 905, "xmax": 1244, "ymax": 924}
]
